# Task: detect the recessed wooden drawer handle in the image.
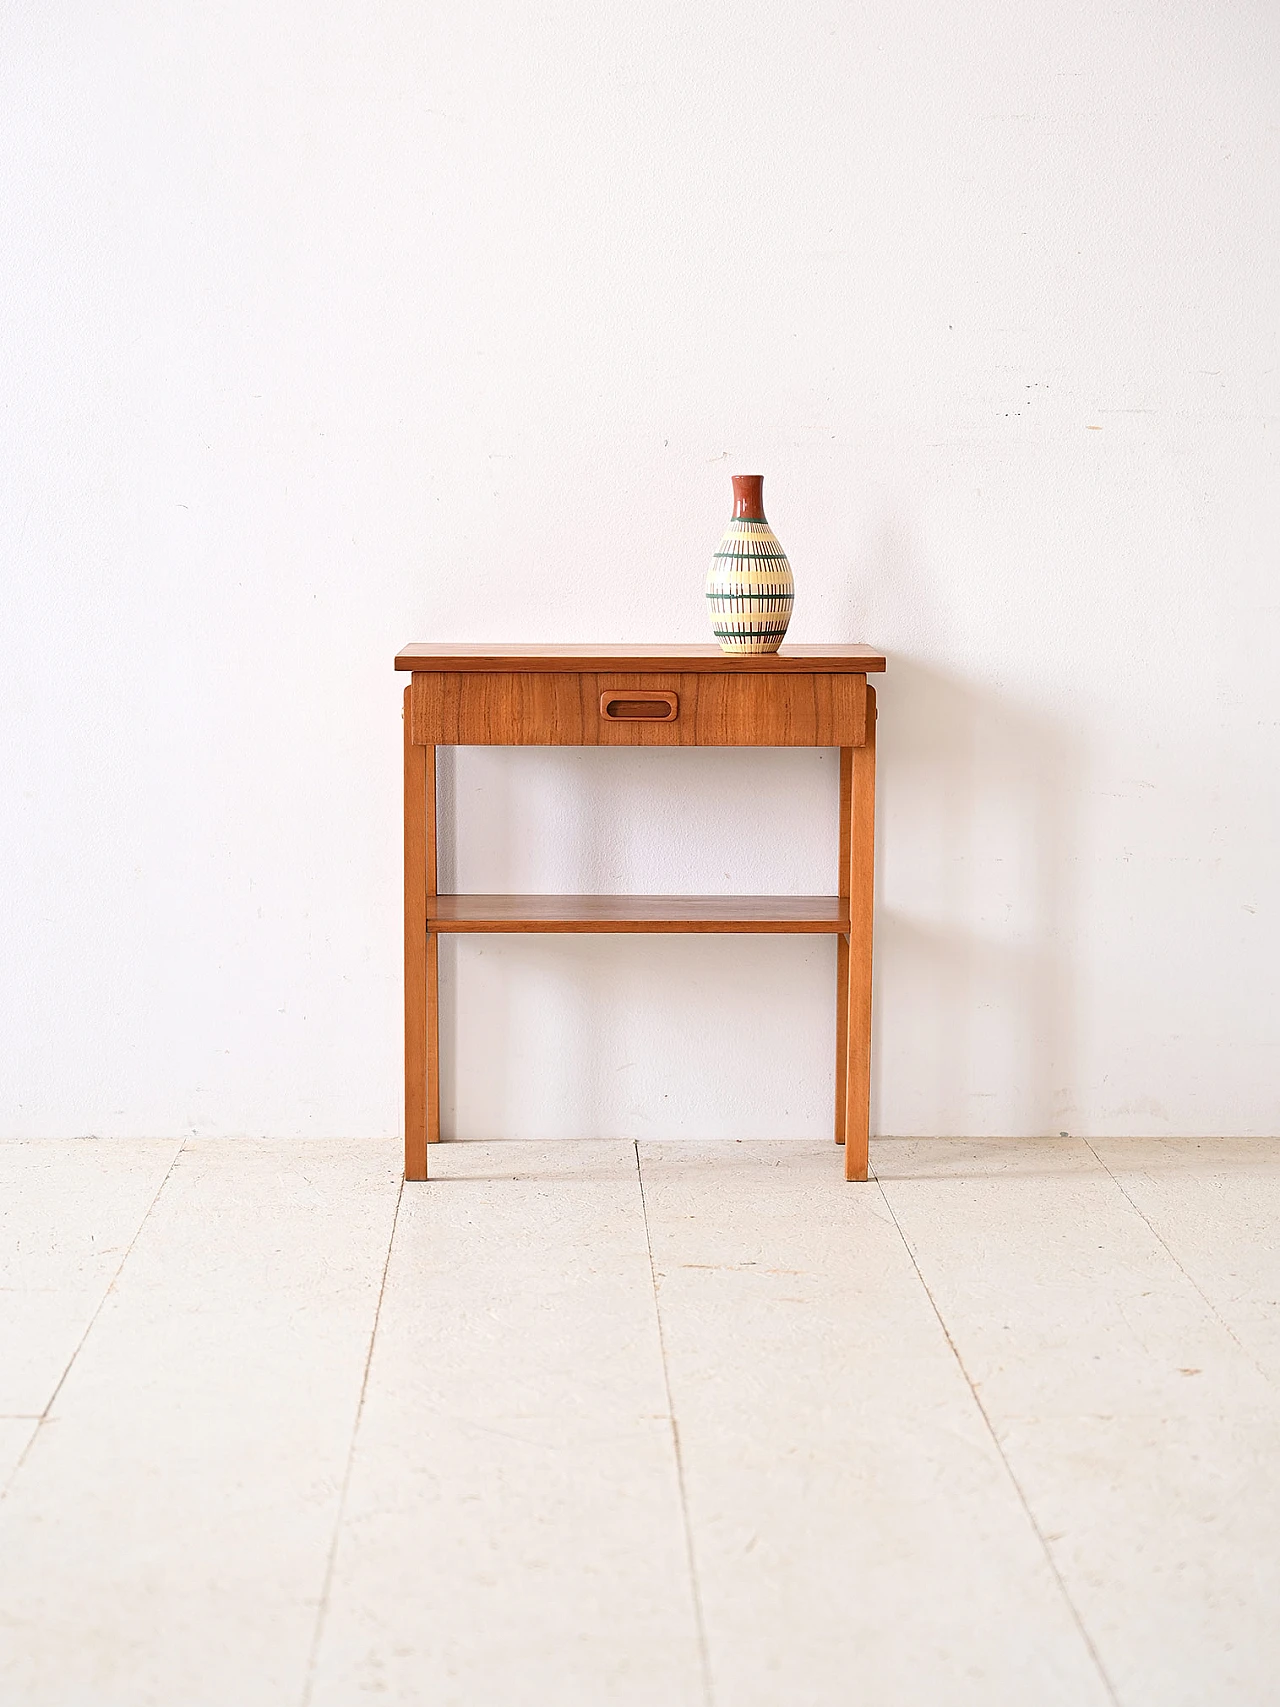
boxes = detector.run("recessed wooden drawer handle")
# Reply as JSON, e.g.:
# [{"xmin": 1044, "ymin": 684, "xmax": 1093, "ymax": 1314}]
[{"xmin": 599, "ymin": 691, "xmax": 679, "ymax": 722}]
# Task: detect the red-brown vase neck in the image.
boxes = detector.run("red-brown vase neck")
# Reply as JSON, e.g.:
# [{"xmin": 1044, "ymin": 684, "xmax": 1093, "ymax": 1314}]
[{"xmin": 731, "ymin": 474, "xmax": 766, "ymax": 521}]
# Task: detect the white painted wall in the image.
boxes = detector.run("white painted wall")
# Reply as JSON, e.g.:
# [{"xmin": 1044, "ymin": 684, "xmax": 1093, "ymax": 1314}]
[{"xmin": 3, "ymin": 2, "xmax": 1277, "ymax": 1141}]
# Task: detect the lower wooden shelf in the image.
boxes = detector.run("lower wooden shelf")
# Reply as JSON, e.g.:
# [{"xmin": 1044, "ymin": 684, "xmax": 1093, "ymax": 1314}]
[{"xmin": 426, "ymin": 894, "xmax": 850, "ymax": 933}]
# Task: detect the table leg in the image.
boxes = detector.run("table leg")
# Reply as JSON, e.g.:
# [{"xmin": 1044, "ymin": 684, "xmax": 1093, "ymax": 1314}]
[
  {"xmin": 842, "ymin": 687, "xmax": 876, "ymax": 1182},
  {"xmin": 835, "ymin": 749, "xmax": 852, "ymax": 1143},
  {"xmin": 404, "ymin": 689, "xmax": 437, "ymax": 1179}
]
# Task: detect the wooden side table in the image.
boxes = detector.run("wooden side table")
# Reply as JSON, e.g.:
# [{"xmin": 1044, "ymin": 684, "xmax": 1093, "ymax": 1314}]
[{"xmin": 396, "ymin": 644, "xmax": 886, "ymax": 1182}]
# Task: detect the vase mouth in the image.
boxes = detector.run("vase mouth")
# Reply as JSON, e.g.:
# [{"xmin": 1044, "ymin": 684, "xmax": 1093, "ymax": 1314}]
[{"xmin": 731, "ymin": 474, "xmax": 766, "ymax": 521}]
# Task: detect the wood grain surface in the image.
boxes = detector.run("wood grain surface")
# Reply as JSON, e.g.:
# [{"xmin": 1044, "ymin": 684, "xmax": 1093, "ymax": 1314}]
[
  {"xmin": 843, "ymin": 687, "xmax": 877, "ymax": 1181},
  {"xmin": 425, "ymin": 894, "xmax": 850, "ymax": 932},
  {"xmin": 403, "ymin": 690, "xmax": 430, "ymax": 1180},
  {"xmin": 410, "ymin": 671, "xmax": 867, "ymax": 747},
  {"xmin": 396, "ymin": 642, "xmax": 886, "ymax": 674},
  {"xmin": 399, "ymin": 641, "xmax": 884, "ymax": 1184}
]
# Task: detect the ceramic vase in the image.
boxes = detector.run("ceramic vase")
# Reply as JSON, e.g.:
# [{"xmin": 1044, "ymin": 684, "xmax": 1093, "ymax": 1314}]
[{"xmin": 706, "ymin": 474, "xmax": 794, "ymax": 654}]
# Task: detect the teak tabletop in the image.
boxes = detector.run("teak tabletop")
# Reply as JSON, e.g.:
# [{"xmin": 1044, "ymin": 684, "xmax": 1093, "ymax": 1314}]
[
  {"xmin": 399, "ymin": 643, "xmax": 883, "ymax": 1182},
  {"xmin": 396, "ymin": 642, "xmax": 887, "ymax": 673}
]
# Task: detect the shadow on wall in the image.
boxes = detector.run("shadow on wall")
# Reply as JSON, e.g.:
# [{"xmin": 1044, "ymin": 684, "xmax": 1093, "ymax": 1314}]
[
  {"xmin": 873, "ymin": 659, "xmax": 1087, "ymax": 1138},
  {"xmin": 436, "ymin": 744, "xmax": 661, "ymax": 1144},
  {"xmin": 848, "ymin": 508, "xmax": 1089, "ymax": 1138},
  {"xmin": 432, "ymin": 617, "xmax": 1089, "ymax": 1140},
  {"xmin": 432, "ymin": 744, "xmax": 654, "ymax": 1141},
  {"xmin": 433, "ymin": 745, "xmax": 840, "ymax": 1141}
]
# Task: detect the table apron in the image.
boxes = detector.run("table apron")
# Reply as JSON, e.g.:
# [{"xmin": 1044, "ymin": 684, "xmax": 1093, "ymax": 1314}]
[{"xmin": 410, "ymin": 670, "xmax": 868, "ymax": 747}]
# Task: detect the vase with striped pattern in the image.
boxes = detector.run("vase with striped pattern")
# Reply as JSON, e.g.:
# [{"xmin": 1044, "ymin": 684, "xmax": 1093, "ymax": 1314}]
[{"xmin": 707, "ymin": 474, "xmax": 794, "ymax": 654}]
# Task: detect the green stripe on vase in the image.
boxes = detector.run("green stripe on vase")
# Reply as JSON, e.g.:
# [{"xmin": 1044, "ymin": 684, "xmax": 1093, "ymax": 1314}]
[{"xmin": 706, "ymin": 476, "xmax": 794, "ymax": 655}]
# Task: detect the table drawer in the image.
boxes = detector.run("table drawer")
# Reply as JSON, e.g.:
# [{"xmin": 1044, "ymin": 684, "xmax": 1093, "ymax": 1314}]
[
  {"xmin": 686, "ymin": 672, "xmax": 866, "ymax": 747},
  {"xmin": 411, "ymin": 670, "xmax": 867, "ymax": 747}
]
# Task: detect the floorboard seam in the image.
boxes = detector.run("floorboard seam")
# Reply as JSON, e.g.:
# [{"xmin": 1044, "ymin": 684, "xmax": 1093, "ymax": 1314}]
[
  {"xmin": 871, "ymin": 1164, "xmax": 1123, "ymax": 1707},
  {"xmin": 635, "ymin": 1142, "xmax": 714, "ymax": 1707},
  {"xmin": 300, "ymin": 1171, "xmax": 405, "ymax": 1707},
  {"xmin": 0, "ymin": 1136, "xmax": 187, "ymax": 1503},
  {"xmin": 1082, "ymin": 1138, "xmax": 1272, "ymax": 1384}
]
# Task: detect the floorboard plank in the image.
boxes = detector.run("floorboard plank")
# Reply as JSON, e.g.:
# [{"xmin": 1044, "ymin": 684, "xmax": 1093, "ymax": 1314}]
[
  {"xmin": 639, "ymin": 1140, "xmax": 1110, "ymax": 1707},
  {"xmin": 0, "ymin": 1138, "xmax": 401, "ymax": 1707},
  {"xmin": 0, "ymin": 1419, "xmax": 38, "ymax": 1496},
  {"xmin": 309, "ymin": 1141, "xmax": 704, "ymax": 1707},
  {"xmin": 1090, "ymin": 1136, "xmax": 1280, "ymax": 1380},
  {"xmin": 0, "ymin": 1138, "xmax": 180, "ymax": 1414},
  {"xmin": 878, "ymin": 1137, "xmax": 1280, "ymax": 1707}
]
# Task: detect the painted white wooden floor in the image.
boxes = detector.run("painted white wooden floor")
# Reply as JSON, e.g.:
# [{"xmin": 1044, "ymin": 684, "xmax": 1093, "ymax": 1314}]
[{"xmin": 2, "ymin": 1138, "xmax": 1279, "ymax": 1706}]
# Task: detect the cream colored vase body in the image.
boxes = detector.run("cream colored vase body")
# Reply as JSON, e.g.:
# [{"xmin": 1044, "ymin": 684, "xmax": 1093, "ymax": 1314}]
[{"xmin": 706, "ymin": 474, "xmax": 794, "ymax": 655}]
